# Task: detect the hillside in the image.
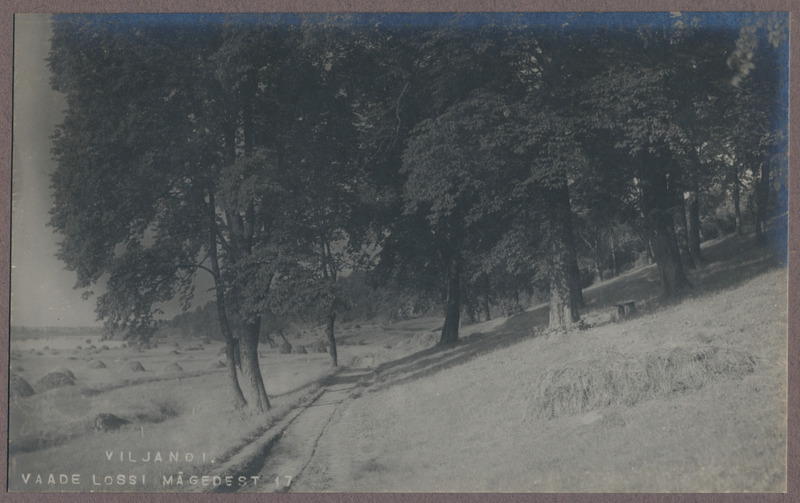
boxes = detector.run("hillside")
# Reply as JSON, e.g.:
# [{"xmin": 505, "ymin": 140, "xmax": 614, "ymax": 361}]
[
  {"xmin": 290, "ymin": 235, "xmax": 787, "ymax": 492},
  {"xmin": 8, "ymin": 234, "xmax": 786, "ymax": 492}
]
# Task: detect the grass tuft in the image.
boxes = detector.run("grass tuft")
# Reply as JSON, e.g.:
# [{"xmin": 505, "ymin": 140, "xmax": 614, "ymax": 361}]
[{"xmin": 530, "ymin": 345, "xmax": 757, "ymax": 420}]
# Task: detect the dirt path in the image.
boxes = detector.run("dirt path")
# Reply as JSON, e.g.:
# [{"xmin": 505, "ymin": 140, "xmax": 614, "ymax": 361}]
[{"xmin": 238, "ymin": 368, "xmax": 373, "ymax": 493}]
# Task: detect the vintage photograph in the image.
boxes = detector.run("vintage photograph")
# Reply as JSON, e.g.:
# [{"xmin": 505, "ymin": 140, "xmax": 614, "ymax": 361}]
[{"xmin": 8, "ymin": 11, "xmax": 788, "ymax": 492}]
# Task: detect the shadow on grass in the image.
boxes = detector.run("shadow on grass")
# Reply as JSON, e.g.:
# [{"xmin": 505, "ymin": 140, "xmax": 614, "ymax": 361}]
[{"xmin": 362, "ymin": 232, "xmax": 786, "ymax": 395}]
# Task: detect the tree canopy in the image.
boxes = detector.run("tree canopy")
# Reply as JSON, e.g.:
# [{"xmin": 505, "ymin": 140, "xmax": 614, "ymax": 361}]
[{"xmin": 47, "ymin": 12, "xmax": 788, "ymax": 412}]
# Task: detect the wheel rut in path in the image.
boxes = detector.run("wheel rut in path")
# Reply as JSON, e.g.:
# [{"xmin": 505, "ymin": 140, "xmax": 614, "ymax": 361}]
[{"xmin": 239, "ymin": 368, "xmax": 373, "ymax": 493}]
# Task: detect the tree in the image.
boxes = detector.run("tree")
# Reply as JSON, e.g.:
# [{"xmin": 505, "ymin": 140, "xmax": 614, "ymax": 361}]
[
  {"xmin": 47, "ymin": 16, "xmax": 295, "ymax": 412},
  {"xmin": 583, "ymin": 28, "xmax": 706, "ymax": 297},
  {"xmin": 402, "ymin": 90, "xmax": 513, "ymax": 344}
]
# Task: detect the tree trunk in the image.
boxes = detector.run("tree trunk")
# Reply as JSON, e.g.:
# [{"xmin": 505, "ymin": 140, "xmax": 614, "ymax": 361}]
[
  {"xmin": 609, "ymin": 232, "xmax": 618, "ymax": 277},
  {"xmin": 325, "ymin": 311, "xmax": 338, "ymax": 367},
  {"xmin": 687, "ymin": 186, "xmax": 703, "ymax": 264},
  {"xmin": 731, "ymin": 167, "xmax": 743, "ymax": 237},
  {"xmin": 480, "ymin": 275, "xmax": 491, "ymax": 321},
  {"xmin": 638, "ymin": 154, "xmax": 692, "ymax": 298},
  {"xmin": 647, "ymin": 209, "xmax": 692, "ymax": 298},
  {"xmin": 481, "ymin": 296, "xmax": 491, "ymax": 322},
  {"xmin": 755, "ymin": 161, "xmax": 770, "ymax": 243},
  {"xmin": 548, "ymin": 253, "xmax": 579, "ymax": 330},
  {"xmin": 207, "ymin": 192, "xmax": 247, "ymax": 410},
  {"xmin": 674, "ymin": 193, "xmax": 695, "ymax": 269},
  {"xmin": 440, "ymin": 251, "xmax": 461, "ymax": 345},
  {"xmin": 593, "ymin": 232, "xmax": 604, "ymax": 282},
  {"xmin": 238, "ymin": 318, "xmax": 271, "ymax": 412},
  {"xmin": 464, "ymin": 304, "xmax": 478, "ymax": 325},
  {"xmin": 570, "ymin": 256, "xmax": 584, "ymax": 309},
  {"xmin": 545, "ymin": 185, "xmax": 581, "ymax": 330},
  {"xmin": 223, "ymin": 339, "xmax": 246, "ymax": 408}
]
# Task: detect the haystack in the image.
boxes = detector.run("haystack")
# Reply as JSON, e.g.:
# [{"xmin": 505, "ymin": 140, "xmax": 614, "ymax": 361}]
[
  {"xmin": 88, "ymin": 359, "xmax": 107, "ymax": 369},
  {"xmin": 126, "ymin": 361, "xmax": 146, "ymax": 372},
  {"xmin": 34, "ymin": 371, "xmax": 75, "ymax": 393},
  {"xmin": 94, "ymin": 413, "xmax": 130, "ymax": 432},
  {"xmin": 10, "ymin": 373, "xmax": 35, "ymax": 398},
  {"xmin": 529, "ymin": 345, "xmax": 757, "ymax": 420},
  {"xmin": 54, "ymin": 367, "xmax": 76, "ymax": 380},
  {"xmin": 162, "ymin": 362, "xmax": 183, "ymax": 373}
]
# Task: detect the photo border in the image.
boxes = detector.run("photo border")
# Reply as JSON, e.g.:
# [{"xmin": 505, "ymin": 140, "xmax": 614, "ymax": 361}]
[{"xmin": 2, "ymin": 1, "xmax": 797, "ymax": 502}]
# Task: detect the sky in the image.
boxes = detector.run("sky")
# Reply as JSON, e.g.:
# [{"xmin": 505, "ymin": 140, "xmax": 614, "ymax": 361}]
[{"xmin": 10, "ymin": 14, "xmax": 97, "ymax": 327}]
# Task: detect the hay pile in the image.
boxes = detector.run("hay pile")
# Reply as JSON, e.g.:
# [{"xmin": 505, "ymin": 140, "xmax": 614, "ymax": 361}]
[
  {"xmin": 10, "ymin": 373, "xmax": 35, "ymax": 398},
  {"xmin": 34, "ymin": 371, "xmax": 75, "ymax": 393},
  {"xmin": 95, "ymin": 413, "xmax": 131, "ymax": 432},
  {"xmin": 162, "ymin": 362, "xmax": 183, "ymax": 373},
  {"xmin": 88, "ymin": 359, "xmax": 107, "ymax": 369},
  {"xmin": 55, "ymin": 368, "xmax": 76, "ymax": 380},
  {"xmin": 403, "ymin": 330, "xmax": 439, "ymax": 351},
  {"xmin": 530, "ymin": 346, "xmax": 757, "ymax": 420},
  {"xmin": 126, "ymin": 361, "xmax": 146, "ymax": 372}
]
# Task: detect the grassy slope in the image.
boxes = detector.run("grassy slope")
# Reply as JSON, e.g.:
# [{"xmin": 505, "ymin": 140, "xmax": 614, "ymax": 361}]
[
  {"xmin": 294, "ymin": 237, "xmax": 787, "ymax": 492},
  {"xmin": 7, "ymin": 234, "xmax": 787, "ymax": 492}
]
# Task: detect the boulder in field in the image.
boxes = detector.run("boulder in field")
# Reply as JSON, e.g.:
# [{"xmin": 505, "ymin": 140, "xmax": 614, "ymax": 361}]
[
  {"xmin": 94, "ymin": 413, "xmax": 130, "ymax": 432},
  {"xmin": 10, "ymin": 373, "xmax": 35, "ymax": 398},
  {"xmin": 279, "ymin": 341, "xmax": 292, "ymax": 354},
  {"xmin": 34, "ymin": 371, "xmax": 75, "ymax": 393},
  {"xmin": 126, "ymin": 361, "xmax": 146, "ymax": 372}
]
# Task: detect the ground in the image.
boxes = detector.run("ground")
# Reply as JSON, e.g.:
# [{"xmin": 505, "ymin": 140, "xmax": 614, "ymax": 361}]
[{"xmin": 7, "ymin": 233, "xmax": 787, "ymax": 493}]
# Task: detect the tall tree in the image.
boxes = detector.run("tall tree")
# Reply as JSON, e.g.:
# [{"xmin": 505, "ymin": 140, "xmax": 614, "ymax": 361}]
[{"xmin": 48, "ymin": 16, "xmax": 292, "ymax": 412}]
